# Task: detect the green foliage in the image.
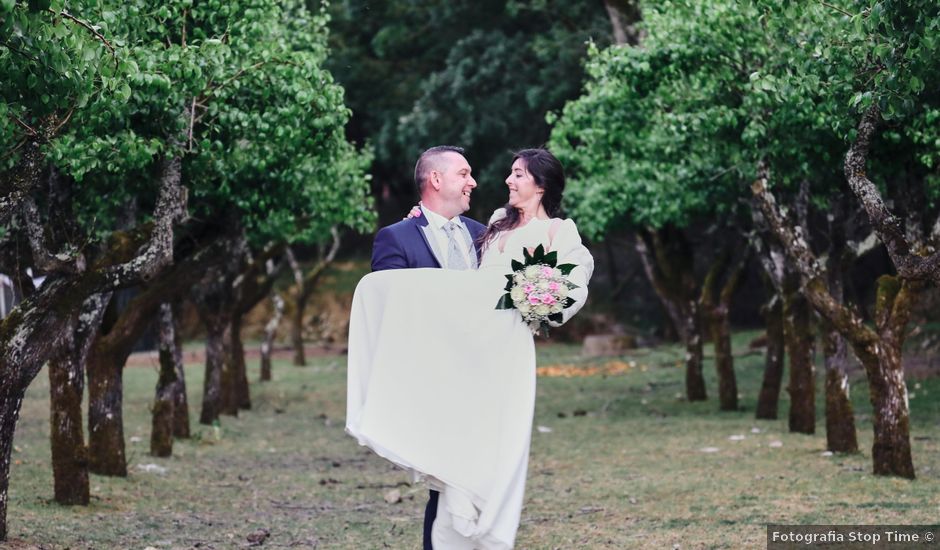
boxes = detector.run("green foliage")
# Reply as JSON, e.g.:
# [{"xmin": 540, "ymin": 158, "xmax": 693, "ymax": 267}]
[
  {"xmin": 326, "ymin": 0, "xmax": 612, "ymax": 218},
  {"xmin": 2, "ymin": 0, "xmax": 374, "ymax": 249},
  {"xmin": 550, "ymin": 0, "xmax": 940, "ymax": 241}
]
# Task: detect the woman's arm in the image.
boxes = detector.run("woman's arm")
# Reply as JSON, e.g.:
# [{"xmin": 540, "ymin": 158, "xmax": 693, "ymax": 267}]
[{"xmin": 550, "ymin": 219, "xmax": 594, "ymax": 326}]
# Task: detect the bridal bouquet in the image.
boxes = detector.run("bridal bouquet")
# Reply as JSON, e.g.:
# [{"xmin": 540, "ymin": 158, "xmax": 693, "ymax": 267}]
[{"xmin": 495, "ymin": 244, "xmax": 579, "ymax": 335}]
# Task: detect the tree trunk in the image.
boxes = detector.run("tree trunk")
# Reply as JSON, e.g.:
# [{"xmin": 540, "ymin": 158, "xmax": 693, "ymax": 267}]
[
  {"xmin": 48, "ymin": 293, "xmax": 110, "ymax": 504},
  {"xmin": 682, "ymin": 300, "xmax": 707, "ymax": 401},
  {"xmin": 0, "ymin": 387, "xmax": 27, "ymax": 542},
  {"xmin": 635, "ymin": 229, "xmax": 706, "ymax": 400},
  {"xmin": 756, "ymin": 295, "xmax": 785, "ymax": 419},
  {"xmin": 711, "ymin": 305, "xmax": 737, "ymax": 411},
  {"xmin": 199, "ymin": 312, "xmax": 226, "ymax": 425},
  {"xmin": 867, "ymin": 344, "xmax": 914, "ymax": 477},
  {"xmin": 821, "ymin": 197, "xmax": 858, "ymax": 452},
  {"xmin": 291, "ymin": 296, "xmax": 307, "ymax": 366},
  {"xmin": 702, "ymin": 248, "xmax": 747, "ymax": 411},
  {"xmin": 170, "ymin": 302, "xmax": 190, "ymax": 439},
  {"xmin": 823, "ymin": 324, "xmax": 858, "ymax": 452},
  {"xmin": 260, "ymin": 293, "xmax": 284, "ymax": 382},
  {"xmin": 86, "ymin": 296, "xmax": 128, "ymax": 477},
  {"xmin": 864, "ymin": 276, "xmax": 918, "ymax": 477},
  {"xmin": 151, "ymin": 303, "xmax": 179, "ymax": 457},
  {"xmin": 782, "ymin": 274, "xmax": 815, "ymax": 434},
  {"xmin": 220, "ymin": 318, "xmax": 239, "ymax": 417},
  {"xmin": 231, "ymin": 314, "xmax": 250, "ymax": 410},
  {"xmin": 48, "ymin": 343, "xmax": 90, "ymax": 504}
]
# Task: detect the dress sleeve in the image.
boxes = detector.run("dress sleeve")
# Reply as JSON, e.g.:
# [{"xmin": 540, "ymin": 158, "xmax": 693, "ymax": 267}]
[{"xmin": 550, "ymin": 219, "xmax": 594, "ymax": 327}]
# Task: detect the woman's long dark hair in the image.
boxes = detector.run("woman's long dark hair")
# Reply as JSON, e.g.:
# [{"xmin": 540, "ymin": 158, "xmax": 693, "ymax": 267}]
[{"xmin": 477, "ymin": 148, "xmax": 565, "ymax": 253}]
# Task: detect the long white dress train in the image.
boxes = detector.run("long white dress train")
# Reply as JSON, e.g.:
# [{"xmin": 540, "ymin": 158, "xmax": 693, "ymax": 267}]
[{"xmin": 346, "ymin": 213, "xmax": 594, "ymax": 549}]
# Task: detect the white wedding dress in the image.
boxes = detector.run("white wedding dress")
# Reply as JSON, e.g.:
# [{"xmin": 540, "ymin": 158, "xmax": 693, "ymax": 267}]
[{"xmin": 346, "ymin": 210, "xmax": 594, "ymax": 549}]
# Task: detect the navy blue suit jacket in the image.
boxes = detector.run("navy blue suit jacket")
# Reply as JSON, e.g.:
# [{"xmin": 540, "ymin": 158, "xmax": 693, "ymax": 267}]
[{"xmin": 371, "ymin": 213, "xmax": 486, "ymax": 271}]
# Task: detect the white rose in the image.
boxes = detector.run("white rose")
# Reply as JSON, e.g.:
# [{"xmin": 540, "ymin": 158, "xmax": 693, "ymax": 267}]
[
  {"xmin": 524, "ymin": 265, "xmax": 541, "ymax": 279},
  {"xmin": 517, "ymin": 302, "xmax": 532, "ymax": 314},
  {"xmin": 510, "ymin": 287, "xmax": 526, "ymax": 301},
  {"xmin": 556, "ymin": 285, "xmax": 569, "ymax": 299},
  {"xmin": 514, "ymin": 272, "xmax": 526, "ymax": 284},
  {"xmin": 553, "ymin": 268, "xmax": 562, "ymax": 278},
  {"xmin": 550, "ymin": 303, "xmax": 564, "ymax": 314},
  {"xmin": 535, "ymin": 304, "xmax": 551, "ymax": 316},
  {"xmin": 537, "ymin": 280, "xmax": 550, "ymax": 290}
]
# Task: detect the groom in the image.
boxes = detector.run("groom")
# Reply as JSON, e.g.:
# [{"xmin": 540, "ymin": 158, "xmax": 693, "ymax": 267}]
[{"xmin": 371, "ymin": 145, "xmax": 486, "ymax": 548}]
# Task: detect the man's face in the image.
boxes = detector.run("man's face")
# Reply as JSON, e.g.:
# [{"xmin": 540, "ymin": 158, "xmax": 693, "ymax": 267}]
[{"xmin": 432, "ymin": 152, "xmax": 476, "ymax": 216}]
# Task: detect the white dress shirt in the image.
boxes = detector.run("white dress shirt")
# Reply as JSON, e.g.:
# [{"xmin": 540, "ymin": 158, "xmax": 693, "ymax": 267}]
[{"xmin": 420, "ymin": 205, "xmax": 473, "ymax": 269}]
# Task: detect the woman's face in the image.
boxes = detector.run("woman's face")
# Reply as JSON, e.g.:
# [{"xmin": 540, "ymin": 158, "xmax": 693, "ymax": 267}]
[{"xmin": 505, "ymin": 158, "xmax": 542, "ymax": 210}]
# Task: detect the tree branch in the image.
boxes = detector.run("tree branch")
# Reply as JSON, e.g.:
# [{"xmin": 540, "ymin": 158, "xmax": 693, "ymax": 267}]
[
  {"xmin": 49, "ymin": 8, "xmax": 117, "ymax": 60},
  {"xmin": 100, "ymin": 154, "xmax": 187, "ymax": 286},
  {"xmin": 1, "ymin": 139, "xmax": 44, "ymax": 223},
  {"xmin": 845, "ymin": 105, "xmax": 940, "ymax": 283},
  {"xmin": 750, "ymin": 162, "xmax": 878, "ymax": 349},
  {"xmin": 21, "ymin": 196, "xmax": 85, "ymax": 274}
]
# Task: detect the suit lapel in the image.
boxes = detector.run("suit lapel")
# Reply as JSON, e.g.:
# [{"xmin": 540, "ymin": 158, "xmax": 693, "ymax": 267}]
[{"xmin": 413, "ymin": 215, "xmax": 444, "ymax": 268}]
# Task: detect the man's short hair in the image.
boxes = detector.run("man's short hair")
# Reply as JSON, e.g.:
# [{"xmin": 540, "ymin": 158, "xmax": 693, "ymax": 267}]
[{"xmin": 414, "ymin": 145, "xmax": 465, "ymax": 194}]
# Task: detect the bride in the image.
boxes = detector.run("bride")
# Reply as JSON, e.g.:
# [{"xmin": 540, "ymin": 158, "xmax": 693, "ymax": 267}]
[{"xmin": 346, "ymin": 148, "xmax": 594, "ymax": 549}]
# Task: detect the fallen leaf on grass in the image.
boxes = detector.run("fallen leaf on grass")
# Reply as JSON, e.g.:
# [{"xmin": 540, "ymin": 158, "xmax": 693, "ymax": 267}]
[
  {"xmin": 384, "ymin": 489, "xmax": 402, "ymax": 504},
  {"xmin": 699, "ymin": 447, "xmax": 720, "ymax": 453},
  {"xmin": 536, "ymin": 426, "xmax": 553, "ymax": 433},
  {"xmin": 768, "ymin": 441, "xmax": 783, "ymax": 448},
  {"xmin": 728, "ymin": 434, "xmax": 746, "ymax": 441}
]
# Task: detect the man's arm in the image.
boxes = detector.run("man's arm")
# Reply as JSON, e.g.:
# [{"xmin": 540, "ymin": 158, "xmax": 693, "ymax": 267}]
[{"xmin": 371, "ymin": 226, "xmax": 408, "ymax": 271}]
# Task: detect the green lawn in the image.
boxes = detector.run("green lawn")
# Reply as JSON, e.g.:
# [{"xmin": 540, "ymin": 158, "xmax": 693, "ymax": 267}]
[{"xmin": 7, "ymin": 332, "xmax": 940, "ymax": 549}]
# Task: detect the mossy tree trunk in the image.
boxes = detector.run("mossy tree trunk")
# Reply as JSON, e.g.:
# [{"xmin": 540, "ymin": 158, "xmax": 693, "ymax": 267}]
[
  {"xmin": 781, "ymin": 271, "xmax": 816, "ymax": 434},
  {"xmin": 0, "ymin": 387, "xmax": 27, "ymax": 542},
  {"xmin": 755, "ymin": 294, "xmax": 785, "ymax": 419},
  {"xmin": 87, "ymin": 240, "xmax": 217, "ymax": 475},
  {"xmin": 151, "ymin": 303, "xmax": 180, "ymax": 457},
  {"xmin": 0, "ymin": 150, "xmax": 186, "ymax": 540},
  {"xmin": 49, "ymin": 292, "xmax": 111, "ymax": 504},
  {"xmin": 822, "ymin": 200, "xmax": 858, "ymax": 453},
  {"xmin": 752, "ymin": 138, "xmax": 928, "ymax": 477},
  {"xmin": 286, "ymin": 230, "xmax": 339, "ymax": 367},
  {"xmin": 169, "ymin": 302, "xmax": 190, "ymax": 439},
  {"xmin": 635, "ymin": 227, "xmax": 706, "ymax": 401},
  {"xmin": 701, "ymin": 246, "xmax": 749, "ymax": 411},
  {"xmin": 260, "ymin": 293, "xmax": 284, "ymax": 381}
]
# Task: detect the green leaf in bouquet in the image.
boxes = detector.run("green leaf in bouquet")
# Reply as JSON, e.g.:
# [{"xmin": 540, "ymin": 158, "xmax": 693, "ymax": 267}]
[
  {"xmin": 495, "ymin": 293, "xmax": 514, "ymax": 310},
  {"xmin": 557, "ymin": 263, "xmax": 577, "ymax": 275},
  {"xmin": 543, "ymin": 250, "xmax": 557, "ymax": 265},
  {"xmin": 563, "ymin": 297, "xmax": 576, "ymax": 307},
  {"xmin": 565, "ymin": 280, "xmax": 579, "ymax": 289},
  {"xmin": 523, "ymin": 247, "xmax": 532, "ymax": 262},
  {"xmin": 532, "ymin": 244, "xmax": 546, "ymax": 261},
  {"xmin": 504, "ymin": 274, "xmax": 514, "ymax": 291},
  {"xmin": 548, "ymin": 312, "xmax": 562, "ymax": 324},
  {"xmin": 511, "ymin": 259, "xmax": 524, "ymax": 272}
]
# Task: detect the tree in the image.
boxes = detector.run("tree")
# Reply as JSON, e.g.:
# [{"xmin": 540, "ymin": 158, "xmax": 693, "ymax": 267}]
[
  {"xmin": 0, "ymin": 0, "xmax": 374, "ymax": 537},
  {"xmin": 550, "ymin": 3, "xmax": 764, "ymax": 405},
  {"xmin": 744, "ymin": 0, "xmax": 940, "ymax": 477}
]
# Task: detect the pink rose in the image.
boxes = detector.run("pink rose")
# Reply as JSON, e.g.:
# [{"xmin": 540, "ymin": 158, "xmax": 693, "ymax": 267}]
[
  {"xmin": 523, "ymin": 284, "xmax": 535, "ymax": 294},
  {"xmin": 540, "ymin": 266, "xmax": 554, "ymax": 277},
  {"xmin": 548, "ymin": 281, "xmax": 560, "ymax": 291},
  {"xmin": 540, "ymin": 294, "xmax": 556, "ymax": 305},
  {"xmin": 528, "ymin": 294, "xmax": 542, "ymax": 305}
]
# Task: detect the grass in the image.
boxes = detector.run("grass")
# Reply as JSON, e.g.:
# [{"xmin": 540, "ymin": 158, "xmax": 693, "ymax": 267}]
[{"xmin": 6, "ymin": 330, "xmax": 940, "ymax": 549}]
